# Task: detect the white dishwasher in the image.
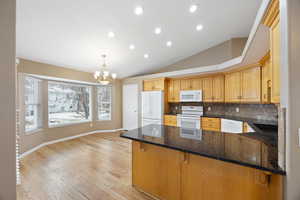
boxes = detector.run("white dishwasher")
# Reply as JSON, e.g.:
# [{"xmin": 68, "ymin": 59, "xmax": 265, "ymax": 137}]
[{"xmin": 221, "ymin": 119, "xmax": 243, "ymax": 133}]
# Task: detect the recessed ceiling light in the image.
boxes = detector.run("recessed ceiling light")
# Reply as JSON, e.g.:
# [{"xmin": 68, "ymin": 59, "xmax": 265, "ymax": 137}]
[
  {"xmin": 144, "ymin": 54, "xmax": 149, "ymax": 59},
  {"xmin": 166, "ymin": 41, "xmax": 172, "ymax": 47},
  {"xmin": 154, "ymin": 27, "xmax": 162, "ymax": 35},
  {"xmin": 196, "ymin": 24, "xmax": 203, "ymax": 31},
  {"xmin": 107, "ymin": 31, "xmax": 115, "ymax": 38},
  {"xmin": 134, "ymin": 6, "xmax": 143, "ymax": 15},
  {"xmin": 129, "ymin": 44, "xmax": 135, "ymax": 50},
  {"xmin": 189, "ymin": 4, "xmax": 198, "ymax": 13}
]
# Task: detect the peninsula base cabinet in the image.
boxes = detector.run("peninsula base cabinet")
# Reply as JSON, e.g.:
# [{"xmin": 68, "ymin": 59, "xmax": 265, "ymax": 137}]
[{"xmin": 132, "ymin": 141, "xmax": 283, "ymax": 200}]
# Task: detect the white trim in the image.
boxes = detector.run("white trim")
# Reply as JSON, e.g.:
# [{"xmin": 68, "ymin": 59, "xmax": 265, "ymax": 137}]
[{"xmin": 19, "ymin": 128, "xmax": 124, "ymax": 159}]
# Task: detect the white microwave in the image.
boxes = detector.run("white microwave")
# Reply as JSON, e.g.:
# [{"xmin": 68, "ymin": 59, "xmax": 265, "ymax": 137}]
[{"xmin": 180, "ymin": 90, "xmax": 202, "ymax": 102}]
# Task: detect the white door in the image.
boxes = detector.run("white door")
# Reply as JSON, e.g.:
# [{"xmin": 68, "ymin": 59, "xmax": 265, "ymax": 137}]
[{"xmin": 123, "ymin": 84, "xmax": 139, "ymax": 130}]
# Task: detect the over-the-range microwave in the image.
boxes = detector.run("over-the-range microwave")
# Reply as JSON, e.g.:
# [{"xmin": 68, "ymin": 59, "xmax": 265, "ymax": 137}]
[{"xmin": 180, "ymin": 90, "xmax": 202, "ymax": 102}]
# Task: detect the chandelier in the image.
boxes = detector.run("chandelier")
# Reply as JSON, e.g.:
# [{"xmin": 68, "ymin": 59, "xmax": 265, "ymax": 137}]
[{"xmin": 94, "ymin": 54, "xmax": 117, "ymax": 85}]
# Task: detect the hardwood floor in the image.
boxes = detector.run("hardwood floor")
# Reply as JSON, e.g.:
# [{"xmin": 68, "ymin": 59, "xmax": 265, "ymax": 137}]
[{"xmin": 17, "ymin": 132, "xmax": 152, "ymax": 200}]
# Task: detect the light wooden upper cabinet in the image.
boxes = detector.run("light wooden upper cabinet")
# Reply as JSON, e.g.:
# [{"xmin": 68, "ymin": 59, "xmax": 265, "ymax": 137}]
[
  {"xmin": 261, "ymin": 53, "xmax": 272, "ymax": 103},
  {"xmin": 241, "ymin": 67, "xmax": 261, "ymax": 103},
  {"xmin": 225, "ymin": 67, "xmax": 261, "ymax": 103},
  {"xmin": 143, "ymin": 78, "xmax": 165, "ymax": 91},
  {"xmin": 212, "ymin": 75, "xmax": 225, "ymax": 102},
  {"xmin": 225, "ymin": 71, "xmax": 242, "ymax": 103},
  {"xmin": 168, "ymin": 79, "xmax": 180, "ymax": 102},
  {"xmin": 262, "ymin": 0, "xmax": 280, "ymax": 104},
  {"xmin": 180, "ymin": 78, "xmax": 202, "ymax": 91},
  {"xmin": 270, "ymin": 16, "xmax": 280, "ymax": 104},
  {"xmin": 202, "ymin": 77, "xmax": 213, "ymax": 102}
]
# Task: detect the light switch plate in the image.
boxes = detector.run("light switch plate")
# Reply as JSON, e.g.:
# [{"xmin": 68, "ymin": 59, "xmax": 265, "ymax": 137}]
[
  {"xmin": 208, "ymin": 107, "xmax": 211, "ymax": 111},
  {"xmin": 236, "ymin": 107, "xmax": 240, "ymax": 113}
]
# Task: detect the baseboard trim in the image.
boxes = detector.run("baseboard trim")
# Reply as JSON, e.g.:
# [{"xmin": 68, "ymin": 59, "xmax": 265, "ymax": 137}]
[{"xmin": 19, "ymin": 128, "xmax": 124, "ymax": 159}]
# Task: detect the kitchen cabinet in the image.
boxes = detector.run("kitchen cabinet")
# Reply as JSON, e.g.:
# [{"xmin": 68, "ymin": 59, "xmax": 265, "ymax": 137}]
[
  {"xmin": 202, "ymin": 77, "xmax": 213, "ymax": 101},
  {"xmin": 261, "ymin": 53, "xmax": 272, "ymax": 103},
  {"xmin": 201, "ymin": 117, "xmax": 221, "ymax": 131},
  {"xmin": 167, "ymin": 79, "xmax": 180, "ymax": 102},
  {"xmin": 181, "ymin": 153, "xmax": 282, "ymax": 200},
  {"xmin": 132, "ymin": 141, "xmax": 181, "ymax": 200},
  {"xmin": 225, "ymin": 66, "xmax": 261, "ymax": 103},
  {"xmin": 180, "ymin": 78, "xmax": 202, "ymax": 91},
  {"xmin": 225, "ymin": 71, "xmax": 242, "ymax": 103},
  {"xmin": 212, "ymin": 75, "xmax": 225, "ymax": 102},
  {"xmin": 270, "ymin": 15, "xmax": 280, "ymax": 104},
  {"xmin": 262, "ymin": 0, "xmax": 280, "ymax": 104},
  {"xmin": 241, "ymin": 67, "xmax": 261, "ymax": 102},
  {"xmin": 164, "ymin": 115, "xmax": 177, "ymax": 127},
  {"xmin": 202, "ymin": 75, "xmax": 225, "ymax": 102},
  {"xmin": 143, "ymin": 78, "xmax": 165, "ymax": 91}
]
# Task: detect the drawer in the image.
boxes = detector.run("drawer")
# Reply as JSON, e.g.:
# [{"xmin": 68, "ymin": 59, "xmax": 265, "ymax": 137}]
[
  {"xmin": 201, "ymin": 117, "xmax": 221, "ymax": 131},
  {"xmin": 164, "ymin": 115, "xmax": 177, "ymax": 127}
]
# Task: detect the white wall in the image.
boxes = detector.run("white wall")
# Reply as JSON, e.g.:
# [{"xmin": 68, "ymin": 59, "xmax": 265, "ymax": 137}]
[
  {"xmin": 281, "ymin": 0, "xmax": 300, "ymax": 199},
  {"xmin": 0, "ymin": 0, "xmax": 17, "ymax": 199}
]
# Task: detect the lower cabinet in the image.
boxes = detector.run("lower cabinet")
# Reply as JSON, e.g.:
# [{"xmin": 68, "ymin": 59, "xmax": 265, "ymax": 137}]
[
  {"xmin": 132, "ymin": 141, "xmax": 181, "ymax": 200},
  {"xmin": 132, "ymin": 141, "xmax": 283, "ymax": 200},
  {"xmin": 164, "ymin": 115, "xmax": 177, "ymax": 127}
]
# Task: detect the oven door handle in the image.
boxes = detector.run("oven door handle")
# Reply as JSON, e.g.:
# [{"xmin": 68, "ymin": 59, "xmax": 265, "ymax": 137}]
[{"xmin": 179, "ymin": 117, "xmax": 200, "ymax": 120}]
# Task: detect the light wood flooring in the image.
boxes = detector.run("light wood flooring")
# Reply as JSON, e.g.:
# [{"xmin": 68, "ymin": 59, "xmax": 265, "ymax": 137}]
[{"xmin": 17, "ymin": 132, "xmax": 152, "ymax": 200}]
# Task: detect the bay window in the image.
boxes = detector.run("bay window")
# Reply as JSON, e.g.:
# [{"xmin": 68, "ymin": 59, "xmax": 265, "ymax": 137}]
[
  {"xmin": 97, "ymin": 86, "xmax": 112, "ymax": 120},
  {"xmin": 48, "ymin": 81, "xmax": 92, "ymax": 126},
  {"xmin": 24, "ymin": 76, "xmax": 42, "ymax": 132}
]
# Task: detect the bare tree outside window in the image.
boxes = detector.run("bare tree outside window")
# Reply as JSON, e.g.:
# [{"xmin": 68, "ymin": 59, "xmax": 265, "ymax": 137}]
[
  {"xmin": 97, "ymin": 86, "xmax": 112, "ymax": 120},
  {"xmin": 48, "ymin": 82, "xmax": 91, "ymax": 126}
]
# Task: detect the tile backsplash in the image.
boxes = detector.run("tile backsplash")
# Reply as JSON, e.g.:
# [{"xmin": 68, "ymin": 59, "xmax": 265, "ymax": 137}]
[{"xmin": 168, "ymin": 103, "xmax": 278, "ymax": 122}]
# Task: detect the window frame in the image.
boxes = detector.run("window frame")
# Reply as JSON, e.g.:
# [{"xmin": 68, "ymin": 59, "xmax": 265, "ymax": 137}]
[
  {"xmin": 24, "ymin": 76, "xmax": 43, "ymax": 134},
  {"xmin": 96, "ymin": 85, "xmax": 112, "ymax": 121},
  {"xmin": 48, "ymin": 81, "xmax": 93, "ymax": 128}
]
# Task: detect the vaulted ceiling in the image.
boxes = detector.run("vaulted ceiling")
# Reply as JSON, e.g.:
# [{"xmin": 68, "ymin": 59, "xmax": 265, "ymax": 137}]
[{"xmin": 17, "ymin": 0, "xmax": 262, "ymax": 78}]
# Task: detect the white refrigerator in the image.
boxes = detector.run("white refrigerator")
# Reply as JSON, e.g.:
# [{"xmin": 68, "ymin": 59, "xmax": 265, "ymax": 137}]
[{"xmin": 141, "ymin": 91, "xmax": 164, "ymax": 127}]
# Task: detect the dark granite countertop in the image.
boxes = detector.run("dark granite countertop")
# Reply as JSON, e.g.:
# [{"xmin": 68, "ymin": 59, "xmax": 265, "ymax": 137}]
[{"xmin": 120, "ymin": 125, "xmax": 285, "ymax": 175}]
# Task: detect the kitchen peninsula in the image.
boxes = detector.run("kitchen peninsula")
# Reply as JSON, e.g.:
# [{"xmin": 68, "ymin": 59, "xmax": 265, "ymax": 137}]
[{"xmin": 121, "ymin": 124, "xmax": 284, "ymax": 200}]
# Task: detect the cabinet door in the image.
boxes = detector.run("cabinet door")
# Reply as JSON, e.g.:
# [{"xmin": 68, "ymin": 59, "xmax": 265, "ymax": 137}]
[
  {"xmin": 153, "ymin": 78, "xmax": 165, "ymax": 90},
  {"xmin": 132, "ymin": 141, "xmax": 181, "ymax": 200},
  {"xmin": 143, "ymin": 80, "xmax": 153, "ymax": 91},
  {"xmin": 271, "ymin": 17, "xmax": 280, "ymax": 104},
  {"xmin": 212, "ymin": 75, "xmax": 225, "ymax": 102},
  {"xmin": 225, "ymin": 72, "xmax": 241, "ymax": 103},
  {"xmin": 180, "ymin": 79, "xmax": 191, "ymax": 90},
  {"xmin": 168, "ymin": 79, "xmax": 180, "ymax": 102},
  {"xmin": 173, "ymin": 79, "xmax": 181, "ymax": 102},
  {"xmin": 168, "ymin": 80, "xmax": 175, "ymax": 102},
  {"xmin": 191, "ymin": 78, "xmax": 202, "ymax": 90},
  {"xmin": 241, "ymin": 67, "xmax": 261, "ymax": 103},
  {"xmin": 164, "ymin": 115, "xmax": 177, "ymax": 127},
  {"xmin": 202, "ymin": 77, "xmax": 213, "ymax": 102},
  {"xmin": 262, "ymin": 58, "xmax": 272, "ymax": 103}
]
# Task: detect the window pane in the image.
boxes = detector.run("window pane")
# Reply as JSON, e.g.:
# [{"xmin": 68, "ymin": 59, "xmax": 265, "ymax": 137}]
[
  {"xmin": 24, "ymin": 77, "xmax": 42, "ymax": 132},
  {"xmin": 48, "ymin": 82, "xmax": 91, "ymax": 126},
  {"xmin": 97, "ymin": 86, "xmax": 112, "ymax": 120}
]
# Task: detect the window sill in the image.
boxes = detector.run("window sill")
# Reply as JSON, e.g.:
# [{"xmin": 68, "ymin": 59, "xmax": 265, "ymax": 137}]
[
  {"xmin": 25, "ymin": 128, "xmax": 44, "ymax": 135},
  {"xmin": 48, "ymin": 120, "xmax": 92, "ymax": 129}
]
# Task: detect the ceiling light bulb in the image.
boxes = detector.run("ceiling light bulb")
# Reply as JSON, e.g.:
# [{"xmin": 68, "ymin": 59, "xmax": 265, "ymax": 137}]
[
  {"xmin": 166, "ymin": 41, "xmax": 172, "ymax": 47},
  {"xmin": 129, "ymin": 44, "xmax": 135, "ymax": 50},
  {"xmin": 134, "ymin": 6, "xmax": 143, "ymax": 15},
  {"xmin": 196, "ymin": 24, "xmax": 203, "ymax": 31},
  {"xmin": 144, "ymin": 54, "xmax": 149, "ymax": 59},
  {"xmin": 154, "ymin": 27, "xmax": 162, "ymax": 35},
  {"xmin": 111, "ymin": 73, "xmax": 117, "ymax": 79},
  {"xmin": 189, "ymin": 4, "xmax": 198, "ymax": 13},
  {"xmin": 108, "ymin": 31, "xmax": 115, "ymax": 38}
]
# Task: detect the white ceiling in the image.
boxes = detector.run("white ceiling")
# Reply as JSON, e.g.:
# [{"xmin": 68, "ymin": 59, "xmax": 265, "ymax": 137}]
[{"xmin": 16, "ymin": 0, "xmax": 262, "ymax": 78}]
